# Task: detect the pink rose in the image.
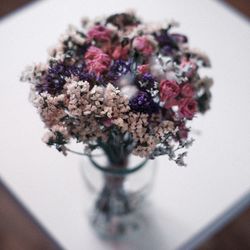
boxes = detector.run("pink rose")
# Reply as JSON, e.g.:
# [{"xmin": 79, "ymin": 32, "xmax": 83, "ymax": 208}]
[
  {"xmin": 87, "ymin": 25, "xmax": 112, "ymax": 42},
  {"xmin": 181, "ymin": 83, "xmax": 194, "ymax": 97},
  {"xmin": 160, "ymin": 80, "xmax": 180, "ymax": 102},
  {"xmin": 112, "ymin": 45, "xmax": 129, "ymax": 60},
  {"xmin": 133, "ymin": 36, "xmax": 155, "ymax": 56},
  {"xmin": 84, "ymin": 46, "xmax": 111, "ymax": 76},
  {"xmin": 137, "ymin": 64, "xmax": 149, "ymax": 74},
  {"xmin": 180, "ymin": 59, "xmax": 198, "ymax": 78},
  {"xmin": 178, "ymin": 98, "xmax": 197, "ymax": 119}
]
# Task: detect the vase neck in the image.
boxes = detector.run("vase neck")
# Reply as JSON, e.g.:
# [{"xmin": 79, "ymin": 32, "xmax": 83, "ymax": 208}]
[{"xmin": 108, "ymin": 157, "xmax": 128, "ymax": 170}]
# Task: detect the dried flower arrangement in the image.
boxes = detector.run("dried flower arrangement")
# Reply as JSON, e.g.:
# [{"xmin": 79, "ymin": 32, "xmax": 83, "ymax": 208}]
[{"xmin": 21, "ymin": 11, "xmax": 213, "ymax": 166}]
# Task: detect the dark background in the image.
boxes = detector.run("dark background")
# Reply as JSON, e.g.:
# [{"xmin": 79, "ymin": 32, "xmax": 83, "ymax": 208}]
[{"xmin": 0, "ymin": 1, "xmax": 249, "ymax": 249}]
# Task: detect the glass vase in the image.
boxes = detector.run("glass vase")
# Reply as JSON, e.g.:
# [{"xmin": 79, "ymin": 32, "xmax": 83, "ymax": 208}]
[{"xmin": 81, "ymin": 153, "xmax": 156, "ymax": 238}]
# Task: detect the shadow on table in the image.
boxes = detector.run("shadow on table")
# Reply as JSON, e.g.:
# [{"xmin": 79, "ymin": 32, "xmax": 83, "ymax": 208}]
[{"xmin": 100, "ymin": 203, "xmax": 186, "ymax": 250}]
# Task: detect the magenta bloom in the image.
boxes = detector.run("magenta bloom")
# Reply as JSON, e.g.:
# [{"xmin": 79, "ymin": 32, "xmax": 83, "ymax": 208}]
[
  {"xmin": 137, "ymin": 64, "xmax": 149, "ymax": 74},
  {"xmin": 133, "ymin": 36, "xmax": 155, "ymax": 56},
  {"xmin": 112, "ymin": 45, "xmax": 129, "ymax": 60},
  {"xmin": 181, "ymin": 83, "xmax": 194, "ymax": 97},
  {"xmin": 87, "ymin": 25, "xmax": 112, "ymax": 42},
  {"xmin": 160, "ymin": 80, "xmax": 180, "ymax": 102},
  {"xmin": 178, "ymin": 98, "xmax": 197, "ymax": 119},
  {"xmin": 84, "ymin": 46, "xmax": 111, "ymax": 75}
]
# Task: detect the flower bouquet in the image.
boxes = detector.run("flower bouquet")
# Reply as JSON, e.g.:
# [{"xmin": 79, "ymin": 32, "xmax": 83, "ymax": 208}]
[{"xmin": 21, "ymin": 11, "xmax": 212, "ymax": 237}]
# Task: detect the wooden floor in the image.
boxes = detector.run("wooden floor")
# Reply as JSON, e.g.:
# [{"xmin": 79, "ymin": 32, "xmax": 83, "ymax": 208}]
[
  {"xmin": 0, "ymin": 1, "xmax": 249, "ymax": 249},
  {"xmin": 198, "ymin": 207, "xmax": 250, "ymax": 250},
  {"xmin": 0, "ymin": 181, "xmax": 61, "ymax": 250}
]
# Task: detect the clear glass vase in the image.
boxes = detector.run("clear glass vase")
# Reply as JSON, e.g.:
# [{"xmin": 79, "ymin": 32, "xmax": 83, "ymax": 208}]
[{"xmin": 81, "ymin": 153, "xmax": 156, "ymax": 239}]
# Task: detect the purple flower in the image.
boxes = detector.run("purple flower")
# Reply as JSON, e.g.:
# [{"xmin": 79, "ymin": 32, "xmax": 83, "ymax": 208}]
[
  {"xmin": 129, "ymin": 91, "xmax": 159, "ymax": 114},
  {"xmin": 111, "ymin": 60, "xmax": 131, "ymax": 75},
  {"xmin": 67, "ymin": 65, "xmax": 83, "ymax": 76},
  {"xmin": 161, "ymin": 45, "xmax": 174, "ymax": 56},
  {"xmin": 154, "ymin": 29, "xmax": 179, "ymax": 50},
  {"xmin": 67, "ymin": 64, "xmax": 98, "ymax": 85},
  {"xmin": 36, "ymin": 63, "xmax": 69, "ymax": 94},
  {"xmin": 77, "ymin": 70, "xmax": 97, "ymax": 84},
  {"xmin": 36, "ymin": 63, "xmax": 98, "ymax": 94},
  {"xmin": 136, "ymin": 73, "xmax": 156, "ymax": 90},
  {"xmin": 106, "ymin": 60, "xmax": 131, "ymax": 81},
  {"xmin": 170, "ymin": 33, "xmax": 188, "ymax": 44},
  {"xmin": 141, "ymin": 73, "xmax": 155, "ymax": 85}
]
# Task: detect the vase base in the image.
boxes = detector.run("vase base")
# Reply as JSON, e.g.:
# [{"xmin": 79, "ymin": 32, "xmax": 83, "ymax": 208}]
[{"xmin": 90, "ymin": 209, "xmax": 145, "ymax": 239}]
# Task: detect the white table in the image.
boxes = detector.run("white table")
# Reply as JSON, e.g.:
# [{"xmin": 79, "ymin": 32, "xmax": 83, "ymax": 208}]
[{"xmin": 1, "ymin": 0, "xmax": 250, "ymax": 249}]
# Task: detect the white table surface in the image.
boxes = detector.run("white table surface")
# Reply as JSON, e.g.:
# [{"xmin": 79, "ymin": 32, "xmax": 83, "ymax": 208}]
[{"xmin": 1, "ymin": 0, "xmax": 250, "ymax": 249}]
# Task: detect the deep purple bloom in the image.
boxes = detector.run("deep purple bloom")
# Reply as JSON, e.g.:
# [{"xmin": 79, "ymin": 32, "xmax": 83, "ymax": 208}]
[
  {"xmin": 36, "ymin": 63, "xmax": 69, "ymax": 94},
  {"xmin": 64, "ymin": 64, "xmax": 98, "ymax": 85},
  {"xmin": 111, "ymin": 60, "xmax": 131, "ymax": 75},
  {"xmin": 141, "ymin": 73, "xmax": 155, "ymax": 85},
  {"xmin": 140, "ymin": 72, "xmax": 151, "ymax": 80},
  {"xmin": 106, "ymin": 60, "xmax": 131, "ymax": 81},
  {"xmin": 170, "ymin": 33, "xmax": 188, "ymax": 44},
  {"xmin": 161, "ymin": 45, "xmax": 174, "ymax": 56},
  {"xmin": 136, "ymin": 73, "xmax": 156, "ymax": 90},
  {"xmin": 129, "ymin": 91, "xmax": 159, "ymax": 114},
  {"xmin": 36, "ymin": 63, "xmax": 97, "ymax": 94},
  {"xmin": 67, "ymin": 65, "xmax": 83, "ymax": 76},
  {"xmin": 78, "ymin": 71, "xmax": 97, "ymax": 84},
  {"xmin": 154, "ymin": 29, "xmax": 179, "ymax": 50}
]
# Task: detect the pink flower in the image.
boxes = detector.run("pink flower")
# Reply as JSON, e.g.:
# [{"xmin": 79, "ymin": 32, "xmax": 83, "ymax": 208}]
[
  {"xmin": 178, "ymin": 124, "xmax": 189, "ymax": 139},
  {"xmin": 87, "ymin": 25, "xmax": 112, "ymax": 42},
  {"xmin": 178, "ymin": 98, "xmax": 197, "ymax": 119},
  {"xmin": 137, "ymin": 64, "xmax": 149, "ymax": 74},
  {"xmin": 160, "ymin": 80, "xmax": 180, "ymax": 102},
  {"xmin": 112, "ymin": 45, "xmax": 129, "ymax": 60},
  {"xmin": 181, "ymin": 83, "xmax": 194, "ymax": 97},
  {"xmin": 84, "ymin": 46, "xmax": 111, "ymax": 75},
  {"xmin": 164, "ymin": 98, "xmax": 178, "ymax": 109},
  {"xmin": 133, "ymin": 36, "xmax": 155, "ymax": 56},
  {"xmin": 103, "ymin": 118, "xmax": 112, "ymax": 127},
  {"xmin": 180, "ymin": 59, "xmax": 198, "ymax": 78}
]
